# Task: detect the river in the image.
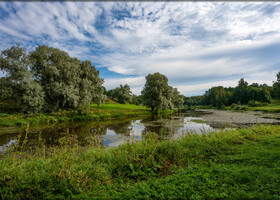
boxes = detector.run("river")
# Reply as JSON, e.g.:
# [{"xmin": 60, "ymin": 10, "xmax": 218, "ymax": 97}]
[{"xmin": 0, "ymin": 109, "xmax": 280, "ymax": 153}]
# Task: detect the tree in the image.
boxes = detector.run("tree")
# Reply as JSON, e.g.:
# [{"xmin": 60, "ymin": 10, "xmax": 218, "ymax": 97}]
[
  {"xmin": 273, "ymin": 72, "xmax": 280, "ymax": 99},
  {"xmin": 79, "ymin": 60, "xmax": 106, "ymax": 108},
  {"xmin": 0, "ymin": 77, "xmax": 13, "ymax": 101},
  {"xmin": 0, "ymin": 44, "xmax": 106, "ymax": 113},
  {"xmin": 233, "ymin": 78, "xmax": 249, "ymax": 104},
  {"xmin": 109, "ymin": 84, "xmax": 132, "ymax": 104},
  {"xmin": 30, "ymin": 45, "xmax": 105, "ymax": 112},
  {"xmin": 171, "ymin": 88, "xmax": 184, "ymax": 108},
  {"xmin": 141, "ymin": 72, "xmax": 174, "ymax": 111},
  {"xmin": 0, "ymin": 44, "xmax": 45, "ymax": 113},
  {"xmin": 184, "ymin": 96, "xmax": 204, "ymax": 106},
  {"xmin": 131, "ymin": 94, "xmax": 141, "ymax": 105},
  {"xmin": 203, "ymin": 86, "xmax": 228, "ymax": 108}
]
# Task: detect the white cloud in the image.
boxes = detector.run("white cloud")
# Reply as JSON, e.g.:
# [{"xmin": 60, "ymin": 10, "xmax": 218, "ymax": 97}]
[
  {"xmin": 104, "ymin": 76, "xmax": 145, "ymax": 89},
  {"xmin": 1, "ymin": 2, "xmax": 280, "ymax": 95}
]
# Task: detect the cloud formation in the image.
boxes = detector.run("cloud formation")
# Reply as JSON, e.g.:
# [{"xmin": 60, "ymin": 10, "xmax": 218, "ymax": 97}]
[{"xmin": 0, "ymin": 2, "xmax": 280, "ymax": 95}]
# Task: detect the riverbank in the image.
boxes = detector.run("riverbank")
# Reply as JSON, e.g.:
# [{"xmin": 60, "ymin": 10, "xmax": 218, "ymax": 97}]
[
  {"xmin": 0, "ymin": 103, "xmax": 178, "ymax": 129},
  {"xmin": 1, "ymin": 125, "xmax": 279, "ymax": 199},
  {"xmin": 196, "ymin": 100, "xmax": 280, "ymax": 113}
]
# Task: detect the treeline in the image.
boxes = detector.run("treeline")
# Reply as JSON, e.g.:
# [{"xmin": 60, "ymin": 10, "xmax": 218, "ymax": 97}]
[
  {"xmin": 185, "ymin": 75, "xmax": 280, "ymax": 108},
  {"xmin": 0, "ymin": 44, "xmax": 184, "ymax": 113}
]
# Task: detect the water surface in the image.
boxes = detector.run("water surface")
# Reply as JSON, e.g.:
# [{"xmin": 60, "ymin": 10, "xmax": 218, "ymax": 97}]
[{"xmin": 1, "ymin": 109, "xmax": 279, "ymax": 153}]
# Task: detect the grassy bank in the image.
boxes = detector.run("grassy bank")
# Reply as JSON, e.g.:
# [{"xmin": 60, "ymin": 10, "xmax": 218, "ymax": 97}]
[
  {"xmin": 0, "ymin": 103, "xmax": 152, "ymax": 127},
  {"xmin": 0, "ymin": 101, "xmax": 178, "ymax": 128},
  {"xmin": 1, "ymin": 125, "xmax": 280, "ymax": 199},
  {"xmin": 196, "ymin": 99, "xmax": 280, "ymax": 113}
]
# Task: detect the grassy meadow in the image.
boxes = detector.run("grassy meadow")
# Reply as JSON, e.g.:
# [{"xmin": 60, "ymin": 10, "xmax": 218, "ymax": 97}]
[{"xmin": 0, "ymin": 125, "xmax": 280, "ymax": 199}]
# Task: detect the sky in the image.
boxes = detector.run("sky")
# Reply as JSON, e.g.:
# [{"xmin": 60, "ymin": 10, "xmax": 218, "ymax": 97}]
[{"xmin": 0, "ymin": 2, "xmax": 280, "ymax": 96}]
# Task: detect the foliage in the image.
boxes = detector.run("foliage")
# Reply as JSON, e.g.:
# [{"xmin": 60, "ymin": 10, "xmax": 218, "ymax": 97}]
[
  {"xmin": 171, "ymin": 88, "xmax": 184, "ymax": 108},
  {"xmin": 203, "ymin": 86, "xmax": 228, "ymax": 108},
  {"xmin": 141, "ymin": 73, "xmax": 183, "ymax": 111},
  {"xmin": 233, "ymin": 78, "xmax": 249, "ymax": 104},
  {"xmin": 0, "ymin": 44, "xmax": 45, "ymax": 113},
  {"xmin": 0, "ymin": 44, "xmax": 106, "ymax": 113},
  {"xmin": 130, "ymin": 94, "xmax": 142, "ymax": 105},
  {"xmin": 108, "ymin": 84, "xmax": 132, "ymax": 104},
  {"xmin": 200, "ymin": 78, "xmax": 273, "ymax": 108},
  {"xmin": 273, "ymin": 71, "xmax": 280, "ymax": 98},
  {"xmin": 0, "ymin": 77, "xmax": 13, "ymax": 100},
  {"xmin": 1, "ymin": 125, "xmax": 280, "ymax": 199},
  {"xmin": 248, "ymin": 100, "xmax": 262, "ymax": 107},
  {"xmin": 184, "ymin": 95, "xmax": 203, "ymax": 106}
]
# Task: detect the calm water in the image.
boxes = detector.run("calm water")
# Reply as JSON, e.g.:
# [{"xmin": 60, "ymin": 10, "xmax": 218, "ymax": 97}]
[{"xmin": 0, "ymin": 111, "xmax": 218, "ymax": 152}]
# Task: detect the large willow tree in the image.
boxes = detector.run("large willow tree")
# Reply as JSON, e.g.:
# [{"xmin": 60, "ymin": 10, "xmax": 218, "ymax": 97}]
[
  {"xmin": 0, "ymin": 44, "xmax": 105, "ymax": 113},
  {"xmin": 141, "ymin": 72, "xmax": 184, "ymax": 111}
]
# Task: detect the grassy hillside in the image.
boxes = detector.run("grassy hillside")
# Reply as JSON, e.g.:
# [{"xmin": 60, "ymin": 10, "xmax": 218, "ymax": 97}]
[{"xmin": 1, "ymin": 125, "xmax": 280, "ymax": 199}]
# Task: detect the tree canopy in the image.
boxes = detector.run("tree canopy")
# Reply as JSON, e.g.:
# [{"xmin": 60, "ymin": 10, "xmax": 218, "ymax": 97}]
[
  {"xmin": 273, "ymin": 72, "xmax": 280, "ymax": 98},
  {"xmin": 107, "ymin": 84, "xmax": 132, "ymax": 104},
  {"xmin": 141, "ymin": 72, "xmax": 184, "ymax": 110},
  {"xmin": 0, "ymin": 44, "xmax": 105, "ymax": 113}
]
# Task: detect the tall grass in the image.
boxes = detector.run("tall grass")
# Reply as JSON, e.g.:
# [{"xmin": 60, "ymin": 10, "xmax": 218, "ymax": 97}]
[{"xmin": 1, "ymin": 125, "xmax": 280, "ymax": 199}]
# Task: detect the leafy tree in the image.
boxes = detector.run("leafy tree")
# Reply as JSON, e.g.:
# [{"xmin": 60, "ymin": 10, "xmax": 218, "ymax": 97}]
[
  {"xmin": 79, "ymin": 61, "xmax": 106, "ymax": 108},
  {"xmin": 273, "ymin": 72, "xmax": 280, "ymax": 99},
  {"xmin": 30, "ymin": 45, "xmax": 105, "ymax": 112},
  {"xmin": 184, "ymin": 96, "xmax": 204, "ymax": 106},
  {"xmin": 171, "ymin": 88, "xmax": 184, "ymax": 108},
  {"xmin": 0, "ymin": 44, "xmax": 106, "ymax": 113},
  {"xmin": 247, "ymin": 87, "xmax": 271, "ymax": 103},
  {"xmin": 250, "ymin": 83, "xmax": 259, "ymax": 88},
  {"xmin": 0, "ymin": 77, "xmax": 13, "ymax": 100},
  {"xmin": 0, "ymin": 44, "xmax": 45, "ymax": 113},
  {"xmin": 109, "ymin": 84, "xmax": 132, "ymax": 104},
  {"xmin": 233, "ymin": 78, "xmax": 249, "ymax": 104},
  {"xmin": 259, "ymin": 88, "xmax": 272, "ymax": 103},
  {"xmin": 203, "ymin": 86, "xmax": 228, "ymax": 108},
  {"xmin": 141, "ymin": 72, "xmax": 174, "ymax": 111},
  {"xmin": 131, "ymin": 94, "xmax": 142, "ymax": 105},
  {"xmin": 30, "ymin": 46, "xmax": 82, "ymax": 111}
]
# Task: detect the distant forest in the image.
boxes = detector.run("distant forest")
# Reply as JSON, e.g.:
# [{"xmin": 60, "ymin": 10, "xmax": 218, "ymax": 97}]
[{"xmin": 185, "ymin": 74, "xmax": 280, "ymax": 108}]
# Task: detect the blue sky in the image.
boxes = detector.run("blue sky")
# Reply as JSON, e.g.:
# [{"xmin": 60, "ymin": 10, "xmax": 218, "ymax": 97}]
[{"xmin": 0, "ymin": 2, "xmax": 280, "ymax": 96}]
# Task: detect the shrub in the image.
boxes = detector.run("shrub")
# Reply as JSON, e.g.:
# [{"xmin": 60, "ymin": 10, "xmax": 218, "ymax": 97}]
[
  {"xmin": 248, "ymin": 100, "xmax": 262, "ymax": 107},
  {"xmin": 219, "ymin": 104, "xmax": 226, "ymax": 110}
]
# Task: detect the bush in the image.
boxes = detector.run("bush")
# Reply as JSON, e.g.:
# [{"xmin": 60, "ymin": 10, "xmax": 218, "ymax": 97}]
[
  {"xmin": 248, "ymin": 100, "xmax": 262, "ymax": 107},
  {"xmin": 219, "ymin": 104, "xmax": 226, "ymax": 110}
]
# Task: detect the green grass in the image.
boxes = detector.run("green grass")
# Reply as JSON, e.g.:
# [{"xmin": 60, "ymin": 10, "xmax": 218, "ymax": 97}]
[
  {"xmin": 245, "ymin": 104, "xmax": 280, "ymax": 112},
  {"xmin": 1, "ymin": 125, "xmax": 280, "ymax": 199},
  {"xmin": 0, "ymin": 101, "xmax": 178, "ymax": 128},
  {"xmin": 196, "ymin": 99, "xmax": 280, "ymax": 113},
  {"xmin": 223, "ymin": 104, "xmax": 280, "ymax": 113},
  {"xmin": 91, "ymin": 103, "xmax": 147, "ymax": 110},
  {"xmin": 0, "ymin": 103, "xmax": 152, "ymax": 128}
]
